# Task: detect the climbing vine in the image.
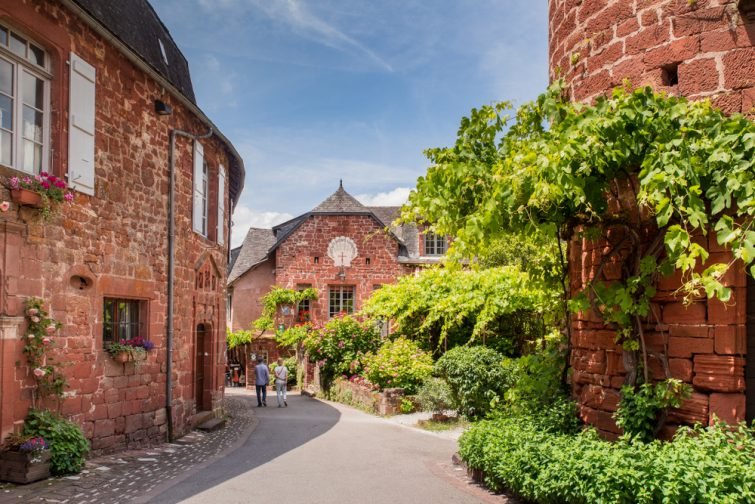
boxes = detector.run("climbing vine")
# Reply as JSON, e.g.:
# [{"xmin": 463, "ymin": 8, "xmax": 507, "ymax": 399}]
[
  {"xmin": 403, "ymin": 82, "xmax": 755, "ymax": 388},
  {"xmin": 23, "ymin": 298, "xmax": 66, "ymax": 408},
  {"xmin": 251, "ymin": 286, "xmax": 319, "ymax": 333}
]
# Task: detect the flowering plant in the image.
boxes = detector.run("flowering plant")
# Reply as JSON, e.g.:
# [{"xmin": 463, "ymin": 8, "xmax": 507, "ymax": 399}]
[
  {"xmin": 23, "ymin": 298, "xmax": 66, "ymax": 407},
  {"xmin": 7, "ymin": 172, "xmax": 74, "ymax": 218},
  {"xmin": 105, "ymin": 337, "xmax": 153, "ymax": 359},
  {"xmin": 19, "ymin": 436, "xmax": 49, "ymax": 455}
]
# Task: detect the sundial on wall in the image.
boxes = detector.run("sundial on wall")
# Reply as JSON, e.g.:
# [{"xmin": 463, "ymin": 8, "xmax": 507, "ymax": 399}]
[{"xmin": 327, "ymin": 237, "xmax": 358, "ymax": 267}]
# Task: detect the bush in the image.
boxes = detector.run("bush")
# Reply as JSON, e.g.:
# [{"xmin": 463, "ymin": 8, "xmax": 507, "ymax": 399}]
[
  {"xmin": 459, "ymin": 415, "xmax": 755, "ymax": 503},
  {"xmin": 23, "ymin": 409, "xmax": 89, "ymax": 475},
  {"xmin": 614, "ymin": 379, "xmax": 691, "ymax": 442},
  {"xmin": 283, "ymin": 356, "xmax": 298, "ymax": 387},
  {"xmin": 362, "ymin": 337, "xmax": 433, "ymax": 394},
  {"xmin": 303, "ymin": 315, "xmax": 381, "ymax": 389},
  {"xmin": 417, "ymin": 377, "xmax": 456, "ymax": 414},
  {"xmin": 434, "ymin": 346, "xmax": 514, "ymax": 418},
  {"xmin": 399, "ymin": 397, "xmax": 415, "ymax": 414},
  {"xmin": 504, "ymin": 330, "xmax": 566, "ymax": 409}
]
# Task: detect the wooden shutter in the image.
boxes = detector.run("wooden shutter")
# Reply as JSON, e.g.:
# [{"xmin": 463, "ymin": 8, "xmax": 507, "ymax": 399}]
[
  {"xmin": 217, "ymin": 164, "xmax": 226, "ymax": 245},
  {"xmin": 193, "ymin": 140, "xmax": 205, "ymax": 234},
  {"xmin": 68, "ymin": 53, "xmax": 96, "ymax": 195}
]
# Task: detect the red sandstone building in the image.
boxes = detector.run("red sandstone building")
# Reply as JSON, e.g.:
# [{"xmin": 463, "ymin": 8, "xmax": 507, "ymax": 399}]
[
  {"xmin": 549, "ymin": 0, "xmax": 754, "ymax": 434},
  {"xmin": 227, "ymin": 182, "xmax": 444, "ymax": 364},
  {"xmin": 0, "ymin": 0, "xmax": 244, "ymax": 452}
]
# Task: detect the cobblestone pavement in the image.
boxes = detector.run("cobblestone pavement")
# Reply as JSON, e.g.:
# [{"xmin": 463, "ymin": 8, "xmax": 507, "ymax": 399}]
[{"xmin": 0, "ymin": 390, "xmax": 257, "ymax": 504}]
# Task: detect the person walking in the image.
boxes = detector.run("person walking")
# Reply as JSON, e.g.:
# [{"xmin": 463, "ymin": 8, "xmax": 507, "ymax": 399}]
[
  {"xmin": 274, "ymin": 358, "xmax": 289, "ymax": 407},
  {"xmin": 254, "ymin": 356, "xmax": 269, "ymax": 407}
]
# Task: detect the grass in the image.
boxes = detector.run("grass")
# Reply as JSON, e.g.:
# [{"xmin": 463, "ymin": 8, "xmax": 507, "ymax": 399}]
[{"xmin": 417, "ymin": 417, "xmax": 468, "ymax": 432}]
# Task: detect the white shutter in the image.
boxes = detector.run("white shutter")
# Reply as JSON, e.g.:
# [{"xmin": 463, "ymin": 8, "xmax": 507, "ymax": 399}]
[
  {"xmin": 217, "ymin": 164, "xmax": 226, "ymax": 245},
  {"xmin": 68, "ymin": 53, "xmax": 96, "ymax": 195},
  {"xmin": 193, "ymin": 140, "xmax": 205, "ymax": 234}
]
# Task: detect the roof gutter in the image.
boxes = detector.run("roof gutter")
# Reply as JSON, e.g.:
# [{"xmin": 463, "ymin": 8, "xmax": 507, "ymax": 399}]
[{"xmin": 59, "ymin": 0, "xmax": 245, "ymax": 205}]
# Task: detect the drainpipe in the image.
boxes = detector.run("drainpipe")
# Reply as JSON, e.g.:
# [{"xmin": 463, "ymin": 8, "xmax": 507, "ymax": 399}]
[{"xmin": 166, "ymin": 127, "xmax": 212, "ymax": 441}]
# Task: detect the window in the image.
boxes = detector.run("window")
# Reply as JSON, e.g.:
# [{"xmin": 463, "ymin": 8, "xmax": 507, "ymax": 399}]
[
  {"xmin": 297, "ymin": 284, "xmax": 311, "ymax": 322},
  {"xmin": 217, "ymin": 164, "xmax": 226, "ymax": 245},
  {"xmin": 0, "ymin": 24, "xmax": 50, "ymax": 173},
  {"xmin": 193, "ymin": 140, "xmax": 208, "ymax": 236},
  {"xmin": 103, "ymin": 298, "xmax": 146, "ymax": 343},
  {"xmin": 424, "ymin": 232, "xmax": 447, "ymax": 256},
  {"xmin": 328, "ymin": 286, "xmax": 354, "ymax": 318}
]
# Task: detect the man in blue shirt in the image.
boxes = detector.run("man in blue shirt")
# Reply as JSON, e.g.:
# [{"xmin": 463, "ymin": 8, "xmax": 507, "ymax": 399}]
[{"xmin": 254, "ymin": 356, "xmax": 270, "ymax": 407}]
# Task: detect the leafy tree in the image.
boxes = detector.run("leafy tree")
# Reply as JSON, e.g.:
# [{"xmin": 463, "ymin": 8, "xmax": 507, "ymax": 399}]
[
  {"xmin": 402, "ymin": 82, "xmax": 755, "ymax": 392},
  {"xmin": 360, "ymin": 266, "xmax": 559, "ymax": 354}
]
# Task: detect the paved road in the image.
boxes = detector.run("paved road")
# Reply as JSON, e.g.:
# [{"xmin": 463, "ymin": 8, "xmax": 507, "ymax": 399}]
[{"xmin": 148, "ymin": 392, "xmax": 503, "ymax": 504}]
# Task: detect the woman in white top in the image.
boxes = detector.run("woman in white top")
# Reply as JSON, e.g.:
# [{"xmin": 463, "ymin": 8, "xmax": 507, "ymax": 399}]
[{"xmin": 274, "ymin": 358, "xmax": 289, "ymax": 407}]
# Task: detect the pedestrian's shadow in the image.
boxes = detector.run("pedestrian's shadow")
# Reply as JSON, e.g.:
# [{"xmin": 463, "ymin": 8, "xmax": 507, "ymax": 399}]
[{"xmin": 148, "ymin": 392, "xmax": 341, "ymax": 503}]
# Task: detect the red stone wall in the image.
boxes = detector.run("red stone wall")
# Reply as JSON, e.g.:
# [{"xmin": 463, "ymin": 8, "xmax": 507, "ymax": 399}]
[
  {"xmin": 0, "ymin": 0, "xmax": 232, "ymax": 453},
  {"xmin": 229, "ymin": 259, "xmax": 275, "ymax": 331},
  {"xmin": 549, "ymin": 0, "xmax": 755, "ymax": 115},
  {"xmin": 549, "ymin": 0, "xmax": 753, "ymax": 435},
  {"xmin": 274, "ymin": 214, "xmax": 411, "ymax": 322}
]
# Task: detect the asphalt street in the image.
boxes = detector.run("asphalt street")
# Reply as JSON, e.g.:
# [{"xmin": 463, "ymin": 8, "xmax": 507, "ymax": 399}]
[{"xmin": 148, "ymin": 392, "xmax": 503, "ymax": 504}]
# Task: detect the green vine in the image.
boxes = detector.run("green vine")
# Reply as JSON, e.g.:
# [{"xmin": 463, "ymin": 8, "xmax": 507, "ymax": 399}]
[
  {"xmin": 252, "ymin": 286, "xmax": 319, "ymax": 332},
  {"xmin": 403, "ymin": 82, "xmax": 754, "ymax": 395},
  {"xmin": 23, "ymin": 298, "xmax": 66, "ymax": 408}
]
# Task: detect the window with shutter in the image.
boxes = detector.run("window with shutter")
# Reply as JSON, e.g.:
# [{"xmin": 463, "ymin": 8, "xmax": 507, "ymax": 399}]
[
  {"xmin": 217, "ymin": 164, "xmax": 226, "ymax": 245},
  {"xmin": 68, "ymin": 53, "xmax": 95, "ymax": 194},
  {"xmin": 193, "ymin": 140, "xmax": 208, "ymax": 236},
  {"xmin": 0, "ymin": 23, "xmax": 51, "ymax": 174}
]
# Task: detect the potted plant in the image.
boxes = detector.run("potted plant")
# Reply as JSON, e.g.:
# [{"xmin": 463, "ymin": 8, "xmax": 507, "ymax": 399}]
[
  {"xmin": 0, "ymin": 435, "xmax": 51, "ymax": 484},
  {"xmin": 105, "ymin": 337, "xmax": 154, "ymax": 363},
  {"xmin": 6, "ymin": 173, "xmax": 74, "ymax": 218}
]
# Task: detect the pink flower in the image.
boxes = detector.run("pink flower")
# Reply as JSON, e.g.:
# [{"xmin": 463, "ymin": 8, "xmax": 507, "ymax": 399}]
[
  {"xmin": 40, "ymin": 171, "xmax": 48, "ymax": 177},
  {"xmin": 26, "ymin": 308, "xmax": 38, "ymax": 316},
  {"xmin": 23, "ymin": 177, "xmax": 32, "ymax": 185},
  {"xmin": 42, "ymin": 337, "xmax": 51, "ymax": 345},
  {"xmin": 30, "ymin": 316, "xmax": 41, "ymax": 323},
  {"xmin": 33, "ymin": 368, "xmax": 46, "ymax": 378},
  {"xmin": 55, "ymin": 180, "xmax": 66, "ymax": 189},
  {"xmin": 45, "ymin": 325, "xmax": 56, "ymax": 335},
  {"xmin": 41, "ymin": 181, "xmax": 50, "ymax": 189},
  {"xmin": 0, "ymin": 201, "xmax": 9, "ymax": 212},
  {"xmin": 8, "ymin": 177, "xmax": 19, "ymax": 189},
  {"xmin": 64, "ymin": 192, "xmax": 74, "ymax": 202}
]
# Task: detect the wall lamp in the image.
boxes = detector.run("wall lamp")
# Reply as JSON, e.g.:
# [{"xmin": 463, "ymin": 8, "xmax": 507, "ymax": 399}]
[{"xmin": 155, "ymin": 99, "xmax": 173, "ymax": 116}]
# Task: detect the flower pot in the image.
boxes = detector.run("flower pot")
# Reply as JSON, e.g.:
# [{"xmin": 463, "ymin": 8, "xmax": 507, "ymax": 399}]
[
  {"xmin": 10, "ymin": 189, "xmax": 43, "ymax": 209},
  {"xmin": 115, "ymin": 351, "xmax": 130, "ymax": 363},
  {"xmin": 0, "ymin": 450, "xmax": 51, "ymax": 484},
  {"xmin": 134, "ymin": 351, "xmax": 147, "ymax": 361}
]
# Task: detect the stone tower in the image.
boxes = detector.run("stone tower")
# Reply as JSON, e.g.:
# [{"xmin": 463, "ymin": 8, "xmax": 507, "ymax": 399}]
[{"xmin": 548, "ymin": 0, "xmax": 755, "ymax": 436}]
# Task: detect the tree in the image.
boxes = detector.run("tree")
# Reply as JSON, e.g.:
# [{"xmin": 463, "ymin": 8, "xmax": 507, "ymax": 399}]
[{"xmin": 402, "ymin": 82, "xmax": 755, "ymax": 388}]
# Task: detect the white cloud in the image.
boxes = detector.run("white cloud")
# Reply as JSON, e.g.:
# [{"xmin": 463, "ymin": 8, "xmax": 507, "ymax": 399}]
[
  {"xmin": 230, "ymin": 204, "xmax": 293, "ymax": 248},
  {"xmin": 355, "ymin": 187, "xmax": 411, "ymax": 207}
]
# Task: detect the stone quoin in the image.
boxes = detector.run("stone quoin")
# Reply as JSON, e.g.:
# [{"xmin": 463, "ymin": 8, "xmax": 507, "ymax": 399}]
[
  {"xmin": 549, "ymin": 0, "xmax": 754, "ymax": 436},
  {"xmin": 0, "ymin": 0, "xmax": 244, "ymax": 453}
]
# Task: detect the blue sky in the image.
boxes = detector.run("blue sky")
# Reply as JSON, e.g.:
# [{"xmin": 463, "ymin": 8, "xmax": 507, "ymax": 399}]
[{"xmin": 150, "ymin": 0, "xmax": 549, "ymax": 247}]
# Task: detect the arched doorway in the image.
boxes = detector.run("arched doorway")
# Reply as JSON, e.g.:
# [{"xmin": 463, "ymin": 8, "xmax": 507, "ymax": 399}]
[
  {"xmin": 747, "ymin": 275, "xmax": 755, "ymax": 422},
  {"xmin": 195, "ymin": 323, "xmax": 212, "ymax": 412}
]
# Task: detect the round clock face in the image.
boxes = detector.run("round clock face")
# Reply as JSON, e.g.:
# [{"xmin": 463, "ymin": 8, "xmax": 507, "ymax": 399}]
[{"xmin": 327, "ymin": 237, "xmax": 358, "ymax": 267}]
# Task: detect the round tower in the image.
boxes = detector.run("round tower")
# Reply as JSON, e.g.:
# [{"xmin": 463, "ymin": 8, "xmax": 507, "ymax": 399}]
[
  {"xmin": 548, "ymin": 0, "xmax": 755, "ymax": 436},
  {"xmin": 549, "ymin": 0, "xmax": 755, "ymax": 114}
]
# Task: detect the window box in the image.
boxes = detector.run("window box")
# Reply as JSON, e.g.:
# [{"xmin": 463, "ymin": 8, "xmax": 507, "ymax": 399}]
[
  {"xmin": 10, "ymin": 188, "xmax": 42, "ymax": 208},
  {"xmin": 0, "ymin": 449, "xmax": 51, "ymax": 484}
]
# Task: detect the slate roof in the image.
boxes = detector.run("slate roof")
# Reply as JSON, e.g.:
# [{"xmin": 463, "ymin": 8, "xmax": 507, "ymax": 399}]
[
  {"xmin": 228, "ymin": 183, "xmax": 438, "ymax": 285},
  {"xmin": 312, "ymin": 180, "xmax": 371, "ymax": 214},
  {"xmin": 227, "ymin": 228, "xmax": 277, "ymax": 285},
  {"xmin": 71, "ymin": 0, "xmax": 195, "ymax": 103}
]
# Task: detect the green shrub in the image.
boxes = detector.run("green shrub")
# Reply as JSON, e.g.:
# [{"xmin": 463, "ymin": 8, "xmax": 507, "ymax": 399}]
[
  {"xmin": 399, "ymin": 397, "xmax": 415, "ymax": 414},
  {"xmin": 282, "ymin": 355, "xmax": 298, "ymax": 385},
  {"xmin": 23, "ymin": 409, "xmax": 89, "ymax": 475},
  {"xmin": 459, "ymin": 415, "xmax": 755, "ymax": 503},
  {"xmin": 417, "ymin": 377, "xmax": 457, "ymax": 414},
  {"xmin": 504, "ymin": 330, "xmax": 566, "ymax": 409},
  {"xmin": 362, "ymin": 337, "xmax": 433, "ymax": 394},
  {"xmin": 434, "ymin": 346, "xmax": 514, "ymax": 418},
  {"xmin": 303, "ymin": 315, "xmax": 381, "ymax": 389},
  {"xmin": 614, "ymin": 379, "xmax": 691, "ymax": 442}
]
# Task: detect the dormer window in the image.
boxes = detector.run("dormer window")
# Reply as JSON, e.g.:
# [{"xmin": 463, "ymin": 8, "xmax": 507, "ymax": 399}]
[
  {"xmin": 424, "ymin": 232, "xmax": 447, "ymax": 256},
  {"xmin": 0, "ymin": 23, "xmax": 50, "ymax": 173}
]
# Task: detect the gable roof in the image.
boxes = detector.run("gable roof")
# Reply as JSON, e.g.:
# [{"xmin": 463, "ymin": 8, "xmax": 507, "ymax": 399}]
[
  {"xmin": 227, "ymin": 228, "xmax": 277, "ymax": 285},
  {"xmin": 71, "ymin": 0, "xmax": 195, "ymax": 103},
  {"xmin": 312, "ymin": 180, "xmax": 371, "ymax": 214}
]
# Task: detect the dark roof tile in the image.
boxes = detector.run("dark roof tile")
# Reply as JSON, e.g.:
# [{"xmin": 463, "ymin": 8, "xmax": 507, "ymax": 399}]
[{"xmin": 227, "ymin": 228, "xmax": 276, "ymax": 284}]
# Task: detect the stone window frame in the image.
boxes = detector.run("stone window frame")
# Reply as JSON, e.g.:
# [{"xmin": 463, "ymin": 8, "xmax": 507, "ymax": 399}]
[
  {"xmin": 328, "ymin": 285, "xmax": 355, "ymax": 318},
  {"xmin": 102, "ymin": 297, "xmax": 149, "ymax": 344},
  {"xmin": 423, "ymin": 232, "xmax": 447, "ymax": 256},
  {"xmin": 296, "ymin": 283, "xmax": 312, "ymax": 322},
  {"xmin": 0, "ymin": 22, "xmax": 52, "ymax": 174}
]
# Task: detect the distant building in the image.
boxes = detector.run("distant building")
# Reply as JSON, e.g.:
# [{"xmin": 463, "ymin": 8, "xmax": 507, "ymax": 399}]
[
  {"xmin": 227, "ymin": 182, "xmax": 444, "ymax": 364},
  {"xmin": 0, "ymin": 0, "xmax": 244, "ymax": 452}
]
